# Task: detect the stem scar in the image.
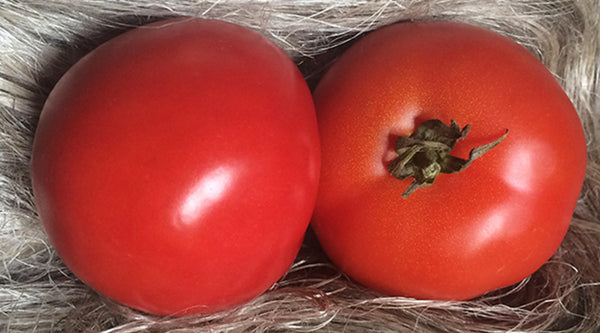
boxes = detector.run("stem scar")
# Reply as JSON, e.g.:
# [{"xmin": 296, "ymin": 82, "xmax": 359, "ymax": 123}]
[{"xmin": 387, "ymin": 119, "xmax": 508, "ymax": 198}]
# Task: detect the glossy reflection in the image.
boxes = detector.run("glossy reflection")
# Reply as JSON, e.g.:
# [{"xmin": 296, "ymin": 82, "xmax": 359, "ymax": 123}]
[
  {"xmin": 179, "ymin": 166, "xmax": 235, "ymax": 225},
  {"xmin": 503, "ymin": 143, "xmax": 545, "ymax": 193},
  {"xmin": 468, "ymin": 209, "xmax": 508, "ymax": 253}
]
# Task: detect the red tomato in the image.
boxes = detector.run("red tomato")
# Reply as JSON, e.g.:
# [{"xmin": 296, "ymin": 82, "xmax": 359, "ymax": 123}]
[
  {"xmin": 311, "ymin": 21, "xmax": 586, "ymax": 300},
  {"xmin": 31, "ymin": 18, "xmax": 320, "ymax": 315}
]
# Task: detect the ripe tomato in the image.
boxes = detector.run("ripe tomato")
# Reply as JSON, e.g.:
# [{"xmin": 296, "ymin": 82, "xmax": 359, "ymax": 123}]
[
  {"xmin": 31, "ymin": 18, "xmax": 320, "ymax": 315},
  {"xmin": 311, "ymin": 21, "xmax": 586, "ymax": 300}
]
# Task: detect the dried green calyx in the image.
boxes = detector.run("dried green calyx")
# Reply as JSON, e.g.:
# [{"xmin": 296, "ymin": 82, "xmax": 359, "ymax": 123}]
[{"xmin": 387, "ymin": 119, "xmax": 508, "ymax": 198}]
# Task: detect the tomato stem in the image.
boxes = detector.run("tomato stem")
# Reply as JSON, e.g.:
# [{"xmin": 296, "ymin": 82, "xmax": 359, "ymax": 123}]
[{"xmin": 387, "ymin": 119, "xmax": 508, "ymax": 198}]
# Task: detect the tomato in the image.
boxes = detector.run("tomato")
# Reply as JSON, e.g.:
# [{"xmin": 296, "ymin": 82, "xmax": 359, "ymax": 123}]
[
  {"xmin": 311, "ymin": 21, "xmax": 586, "ymax": 300},
  {"xmin": 31, "ymin": 18, "xmax": 320, "ymax": 316}
]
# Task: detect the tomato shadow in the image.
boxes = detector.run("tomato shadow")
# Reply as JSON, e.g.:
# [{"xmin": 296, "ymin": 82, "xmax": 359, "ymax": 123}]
[
  {"xmin": 295, "ymin": 34, "xmax": 368, "ymax": 91},
  {"xmin": 297, "ymin": 19, "xmax": 416, "ymax": 90}
]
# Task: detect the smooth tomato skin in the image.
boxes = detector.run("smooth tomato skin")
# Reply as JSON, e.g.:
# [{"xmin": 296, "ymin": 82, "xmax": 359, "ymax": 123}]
[
  {"xmin": 32, "ymin": 18, "xmax": 320, "ymax": 315},
  {"xmin": 311, "ymin": 22, "xmax": 586, "ymax": 300}
]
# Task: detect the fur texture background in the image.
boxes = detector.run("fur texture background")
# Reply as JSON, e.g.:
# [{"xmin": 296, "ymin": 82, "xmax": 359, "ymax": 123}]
[{"xmin": 1, "ymin": 0, "xmax": 599, "ymax": 332}]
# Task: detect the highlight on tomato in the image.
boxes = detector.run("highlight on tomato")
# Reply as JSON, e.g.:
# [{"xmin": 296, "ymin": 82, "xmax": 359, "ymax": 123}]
[
  {"xmin": 311, "ymin": 21, "xmax": 587, "ymax": 301},
  {"xmin": 31, "ymin": 18, "xmax": 320, "ymax": 316}
]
